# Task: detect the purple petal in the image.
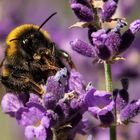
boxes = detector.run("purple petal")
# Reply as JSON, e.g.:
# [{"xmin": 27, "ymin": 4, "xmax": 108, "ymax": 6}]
[
  {"xmin": 70, "ymin": 0, "xmax": 92, "ymax": 8},
  {"xmin": 88, "ymin": 100, "xmax": 114, "ymax": 119},
  {"xmin": 129, "ymin": 19, "xmax": 140, "ymax": 34},
  {"xmin": 16, "ymin": 107, "xmax": 34, "ymax": 126},
  {"xmin": 105, "ymin": 31, "xmax": 121, "ymax": 55},
  {"xmin": 43, "ymin": 92, "xmax": 57, "ymax": 109},
  {"xmin": 85, "ymin": 90, "xmax": 112, "ymax": 107},
  {"xmin": 41, "ymin": 116, "xmax": 50, "ymax": 128},
  {"xmin": 95, "ymin": 45, "xmax": 111, "ymax": 60},
  {"xmin": 116, "ymin": 89, "xmax": 129, "ymax": 112},
  {"xmin": 29, "ymin": 93, "xmax": 41, "ymax": 104},
  {"xmin": 71, "ymin": 3, "xmax": 93, "ymax": 22},
  {"xmin": 91, "ymin": 29, "xmax": 107, "ymax": 46},
  {"xmin": 91, "ymin": 29, "xmax": 121, "ymax": 60},
  {"xmin": 46, "ymin": 74, "xmax": 65, "ymax": 99},
  {"xmin": 98, "ymin": 110, "xmax": 114, "ymax": 126},
  {"xmin": 36, "ymin": 126, "xmax": 47, "ymax": 140},
  {"xmin": 25, "ymin": 125, "xmax": 47, "ymax": 140},
  {"xmin": 70, "ymin": 94, "xmax": 87, "ymax": 113},
  {"xmin": 101, "ymin": 0, "xmax": 118, "ymax": 21},
  {"xmin": 84, "ymin": 88, "xmax": 96, "ymax": 107},
  {"xmin": 69, "ymin": 69, "xmax": 86, "ymax": 95},
  {"xmin": 88, "ymin": 106, "xmax": 100, "ymax": 117},
  {"xmin": 1, "ymin": 93, "xmax": 23, "ymax": 117},
  {"xmin": 70, "ymin": 39, "xmax": 95, "ymax": 57},
  {"xmin": 25, "ymin": 125, "xmax": 35, "ymax": 140},
  {"xmin": 26, "ymin": 102, "xmax": 46, "ymax": 113},
  {"xmin": 16, "ymin": 107, "xmax": 28, "ymax": 121},
  {"xmin": 17, "ymin": 103, "xmax": 46, "ymax": 126},
  {"xmin": 120, "ymin": 100, "xmax": 140, "ymax": 123}
]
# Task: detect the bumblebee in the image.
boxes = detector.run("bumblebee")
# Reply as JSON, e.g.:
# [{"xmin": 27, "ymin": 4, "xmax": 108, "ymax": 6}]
[{"xmin": 0, "ymin": 12, "xmax": 75, "ymax": 94}]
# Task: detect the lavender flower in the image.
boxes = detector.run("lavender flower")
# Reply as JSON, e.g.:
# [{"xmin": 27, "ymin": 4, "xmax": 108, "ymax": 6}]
[
  {"xmin": 1, "ymin": 93, "xmax": 23, "ymax": 117},
  {"xmin": 1, "ymin": 68, "xmax": 90, "ymax": 140},
  {"xmin": 70, "ymin": 0, "xmax": 140, "ymax": 62},
  {"xmin": 101, "ymin": 0, "xmax": 118, "ymax": 22},
  {"xmin": 129, "ymin": 19, "xmax": 140, "ymax": 34},
  {"xmin": 71, "ymin": 19, "xmax": 140, "ymax": 61},
  {"xmin": 70, "ymin": 0, "xmax": 94, "ymax": 22},
  {"xmin": 70, "ymin": 39, "xmax": 95, "ymax": 57},
  {"xmin": 114, "ymin": 79, "xmax": 140, "ymax": 124},
  {"xmin": 85, "ymin": 89, "xmax": 115, "ymax": 126},
  {"xmin": 16, "ymin": 103, "xmax": 53, "ymax": 140},
  {"xmin": 120, "ymin": 100, "xmax": 140, "ymax": 123}
]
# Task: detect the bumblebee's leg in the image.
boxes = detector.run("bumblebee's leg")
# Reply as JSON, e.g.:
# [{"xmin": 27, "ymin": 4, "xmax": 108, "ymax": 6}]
[
  {"xmin": 23, "ymin": 77, "xmax": 44, "ymax": 94},
  {"xmin": 57, "ymin": 50, "xmax": 76, "ymax": 70},
  {"xmin": 29, "ymin": 60, "xmax": 59, "ymax": 72},
  {"xmin": 43, "ymin": 60, "xmax": 60, "ymax": 71}
]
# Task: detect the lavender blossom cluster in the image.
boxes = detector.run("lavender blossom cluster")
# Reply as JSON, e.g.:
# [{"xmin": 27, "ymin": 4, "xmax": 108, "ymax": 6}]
[
  {"xmin": 70, "ymin": 0, "xmax": 140, "ymax": 62},
  {"xmin": 1, "ymin": 68, "xmax": 140, "ymax": 140}
]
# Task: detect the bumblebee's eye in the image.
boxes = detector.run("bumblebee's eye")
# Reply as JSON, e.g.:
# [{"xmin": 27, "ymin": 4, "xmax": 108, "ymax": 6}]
[
  {"xmin": 22, "ymin": 34, "xmax": 35, "ymax": 45},
  {"xmin": 23, "ymin": 39, "xmax": 29, "ymax": 45}
]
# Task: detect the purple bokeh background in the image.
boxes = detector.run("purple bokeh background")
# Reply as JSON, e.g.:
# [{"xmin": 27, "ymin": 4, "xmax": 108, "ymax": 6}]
[{"xmin": 0, "ymin": 0, "xmax": 140, "ymax": 140}]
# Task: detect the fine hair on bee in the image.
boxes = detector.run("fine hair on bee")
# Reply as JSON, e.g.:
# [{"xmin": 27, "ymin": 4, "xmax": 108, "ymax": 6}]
[{"xmin": 0, "ymin": 12, "xmax": 75, "ymax": 95}]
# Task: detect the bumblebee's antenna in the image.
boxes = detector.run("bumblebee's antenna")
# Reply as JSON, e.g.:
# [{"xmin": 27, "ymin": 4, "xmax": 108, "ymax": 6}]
[
  {"xmin": 9, "ymin": 38, "xmax": 19, "ymax": 42},
  {"xmin": 38, "ymin": 12, "xmax": 57, "ymax": 31}
]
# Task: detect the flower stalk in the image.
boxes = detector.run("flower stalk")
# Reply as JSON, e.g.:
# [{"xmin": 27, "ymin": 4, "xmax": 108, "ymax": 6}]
[
  {"xmin": 104, "ymin": 61, "xmax": 116, "ymax": 140},
  {"xmin": 104, "ymin": 62, "xmax": 113, "ymax": 92}
]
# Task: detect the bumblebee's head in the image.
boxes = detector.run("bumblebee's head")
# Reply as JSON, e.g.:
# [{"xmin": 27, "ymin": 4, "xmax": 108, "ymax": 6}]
[{"xmin": 6, "ymin": 12, "xmax": 57, "ymax": 60}]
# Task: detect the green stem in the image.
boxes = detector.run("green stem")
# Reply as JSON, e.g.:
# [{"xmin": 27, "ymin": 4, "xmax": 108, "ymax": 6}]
[
  {"xmin": 104, "ymin": 62, "xmax": 112, "ymax": 92},
  {"xmin": 104, "ymin": 61, "xmax": 116, "ymax": 140}
]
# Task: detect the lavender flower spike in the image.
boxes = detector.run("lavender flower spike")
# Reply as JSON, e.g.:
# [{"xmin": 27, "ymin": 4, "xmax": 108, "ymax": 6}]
[
  {"xmin": 129, "ymin": 19, "xmax": 140, "ymax": 34},
  {"xmin": 70, "ymin": 39, "xmax": 95, "ymax": 57}
]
